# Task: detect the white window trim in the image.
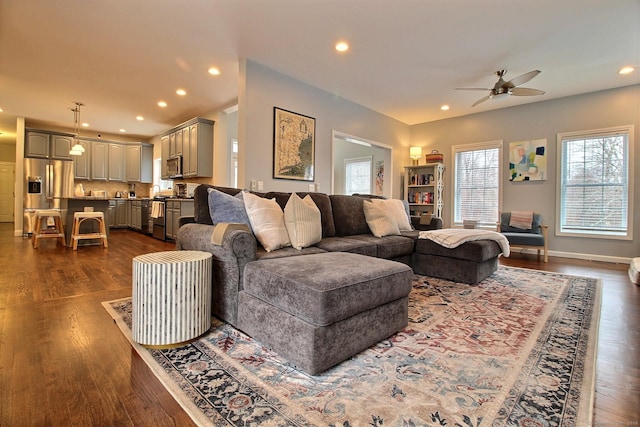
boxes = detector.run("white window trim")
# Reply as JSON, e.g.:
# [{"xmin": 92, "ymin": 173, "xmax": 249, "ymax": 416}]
[
  {"xmin": 555, "ymin": 125, "xmax": 634, "ymax": 240},
  {"xmin": 450, "ymin": 140, "xmax": 503, "ymax": 229}
]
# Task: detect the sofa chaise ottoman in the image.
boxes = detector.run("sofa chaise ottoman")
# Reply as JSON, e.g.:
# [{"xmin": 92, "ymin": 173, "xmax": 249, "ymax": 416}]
[
  {"xmin": 236, "ymin": 252, "xmax": 413, "ymax": 375},
  {"xmin": 413, "ymin": 238, "xmax": 502, "ymax": 285}
]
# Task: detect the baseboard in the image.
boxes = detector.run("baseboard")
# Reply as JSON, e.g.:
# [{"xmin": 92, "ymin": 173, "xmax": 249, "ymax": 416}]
[{"xmin": 511, "ymin": 247, "xmax": 631, "ymax": 265}]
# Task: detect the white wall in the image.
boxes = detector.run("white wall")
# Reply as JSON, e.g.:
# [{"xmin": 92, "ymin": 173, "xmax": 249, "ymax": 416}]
[
  {"xmin": 238, "ymin": 59, "xmax": 410, "ymax": 197},
  {"xmin": 411, "ymin": 84, "xmax": 640, "ymax": 260}
]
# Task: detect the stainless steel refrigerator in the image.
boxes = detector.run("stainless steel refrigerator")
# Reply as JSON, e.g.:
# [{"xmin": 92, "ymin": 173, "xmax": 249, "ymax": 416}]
[{"xmin": 23, "ymin": 158, "xmax": 75, "ymax": 235}]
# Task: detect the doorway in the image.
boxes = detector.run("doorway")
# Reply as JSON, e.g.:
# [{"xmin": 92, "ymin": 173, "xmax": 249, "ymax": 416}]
[
  {"xmin": 331, "ymin": 131, "xmax": 392, "ymax": 197},
  {"xmin": 0, "ymin": 161, "xmax": 15, "ymax": 222}
]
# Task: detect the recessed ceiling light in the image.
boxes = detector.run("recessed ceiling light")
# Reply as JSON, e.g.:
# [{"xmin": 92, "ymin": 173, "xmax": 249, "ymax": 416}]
[
  {"xmin": 176, "ymin": 89, "xmax": 187, "ymax": 96},
  {"xmin": 440, "ymin": 105, "xmax": 450, "ymax": 111},
  {"xmin": 81, "ymin": 122, "xmax": 89, "ymax": 127},
  {"xmin": 158, "ymin": 101, "xmax": 167, "ymax": 107},
  {"xmin": 119, "ymin": 129, "xmax": 126, "ymax": 133},
  {"xmin": 619, "ymin": 66, "xmax": 635, "ymax": 74},
  {"xmin": 0, "ymin": 107, "xmax": 3, "ymax": 112},
  {"xmin": 208, "ymin": 67, "xmax": 221, "ymax": 75},
  {"xmin": 136, "ymin": 115, "xmax": 144, "ymax": 121},
  {"xmin": 335, "ymin": 41, "xmax": 349, "ymax": 52}
]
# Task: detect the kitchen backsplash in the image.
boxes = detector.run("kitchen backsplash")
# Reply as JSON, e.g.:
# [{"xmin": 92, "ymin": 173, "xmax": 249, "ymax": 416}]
[{"xmin": 76, "ymin": 180, "xmax": 152, "ymax": 198}]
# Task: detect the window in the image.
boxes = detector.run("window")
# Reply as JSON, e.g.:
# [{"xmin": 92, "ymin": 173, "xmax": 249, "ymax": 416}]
[
  {"xmin": 452, "ymin": 141, "xmax": 503, "ymax": 227},
  {"xmin": 229, "ymin": 138, "xmax": 238, "ymax": 188},
  {"xmin": 557, "ymin": 126, "xmax": 634, "ymax": 239},
  {"xmin": 344, "ymin": 157, "xmax": 372, "ymax": 195}
]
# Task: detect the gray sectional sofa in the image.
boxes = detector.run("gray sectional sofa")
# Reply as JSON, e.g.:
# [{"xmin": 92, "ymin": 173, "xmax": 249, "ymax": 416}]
[{"xmin": 176, "ymin": 185, "xmax": 441, "ymax": 328}]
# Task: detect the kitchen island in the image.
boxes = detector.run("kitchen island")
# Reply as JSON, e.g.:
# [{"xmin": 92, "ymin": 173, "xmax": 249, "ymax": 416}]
[{"xmin": 64, "ymin": 198, "xmax": 110, "ymax": 247}]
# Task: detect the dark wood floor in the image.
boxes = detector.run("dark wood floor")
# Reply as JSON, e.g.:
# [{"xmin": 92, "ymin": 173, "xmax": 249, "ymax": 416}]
[{"xmin": 0, "ymin": 223, "xmax": 637, "ymax": 425}]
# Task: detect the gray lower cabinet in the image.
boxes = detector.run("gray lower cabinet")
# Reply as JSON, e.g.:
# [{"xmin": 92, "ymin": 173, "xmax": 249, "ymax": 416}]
[
  {"xmin": 114, "ymin": 200, "xmax": 130, "ymax": 228},
  {"xmin": 107, "ymin": 200, "xmax": 116, "ymax": 227},
  {"xmin": 130, "ymin": 200, "xmax": 142, "ymax": 230},
  {"xmin": 165, "ymin": 199, "xmax": 194, "ymax": 240}
]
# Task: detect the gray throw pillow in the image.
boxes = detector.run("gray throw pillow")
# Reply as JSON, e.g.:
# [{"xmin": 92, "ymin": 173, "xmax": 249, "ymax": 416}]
[{"xmin": 207, "ymin": 188, "xmax": 252, "ymax": 229}]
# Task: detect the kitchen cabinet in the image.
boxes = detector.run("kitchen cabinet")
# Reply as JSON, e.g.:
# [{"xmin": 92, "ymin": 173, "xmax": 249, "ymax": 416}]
[
  {"xmin": 108, "ymin": 143, "xmax": 126, "ymax": 182},
  {"xmin": 107, "ymin": 200, "xmax": 116, "ymax": 227},
  {"xmin": 91, "ymin": 141, "xmax": 108, "ymax": 180},
  {"xmin": 161, "ymin": 118, "xmax": 214, "ymax": 178},
  {"xmin": 169, "ymin": 130, "xmax": 183, "ymax": 158},
  {"xmin": 114, "ymin": 199, "xmax": 130, "ymax": 228},
  {"xmin": 165, "ymin": 199, "xmax": 194, "ymax": 240},
  {"xmin": 184, "ymin": 121, "xmax": 214, "ymax": 177},
  {"xmin": 130, "ymin": 200, "xmax": 142, "ymax": 230},
  {"xmin": 403, "ymin": 162, "xmax": 445, "ymax": 219},
  {"xmin": 161, "ymin": 135, "xmax": 170, "ymax": 179},
  {"xmin": 126, "ymin": 144, "xmax": 153, "ymax": 183},
  {"xmin": 25, "ymin": 130, "xmax": 73, "ymax": 160},
  {"xmin": 73, "ymin": 140, "xmax": 92, "ymax": 179}
]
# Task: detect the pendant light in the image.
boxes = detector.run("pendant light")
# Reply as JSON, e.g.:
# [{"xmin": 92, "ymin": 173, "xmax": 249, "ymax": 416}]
[{"xmin": 69, "ymin": 102, "xmax": 85, "ymax": 156}]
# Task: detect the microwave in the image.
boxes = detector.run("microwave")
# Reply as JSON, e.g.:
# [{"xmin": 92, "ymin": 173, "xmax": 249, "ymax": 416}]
[{"xmin": 167, "ymin": 156, "xmax": 182, "ymax": 178}]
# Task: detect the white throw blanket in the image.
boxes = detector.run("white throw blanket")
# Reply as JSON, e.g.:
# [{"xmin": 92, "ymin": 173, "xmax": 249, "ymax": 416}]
[{"xmin": 419, "ymin": 228, "xmax": 510, "ymax": 257}]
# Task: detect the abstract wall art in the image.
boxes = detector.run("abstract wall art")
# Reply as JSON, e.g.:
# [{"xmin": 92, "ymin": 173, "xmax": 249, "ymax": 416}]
[{"xmin": 509, "ymin": 139, "xmax": 547, "ymax": 181}]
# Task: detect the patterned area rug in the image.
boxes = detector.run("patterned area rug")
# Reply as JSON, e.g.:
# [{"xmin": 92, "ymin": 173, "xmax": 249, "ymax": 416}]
[{"xmin": 103, "ymin": 266, "xmax": 601, "ymax": 427}]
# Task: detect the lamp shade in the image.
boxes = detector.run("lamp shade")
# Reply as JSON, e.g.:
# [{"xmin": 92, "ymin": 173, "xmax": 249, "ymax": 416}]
[{"xmin": 409, "ymin": 146, "xmax": 422, "ymax": 159}]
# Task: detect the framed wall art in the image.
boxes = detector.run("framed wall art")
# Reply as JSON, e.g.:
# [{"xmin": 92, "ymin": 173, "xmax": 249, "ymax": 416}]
[
  {"xmin": 273, "ymin": 107, "xmax": 315, "ymax": 181},
  {"xmin": 509, "ymin": 138, "xmax": 547, "ymax": 181}
]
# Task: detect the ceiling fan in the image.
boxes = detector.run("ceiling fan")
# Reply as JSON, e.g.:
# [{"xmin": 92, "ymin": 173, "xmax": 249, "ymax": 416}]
[{"xmin": 456, "ymin": 70, "xmax": 545, "ymax": 107}]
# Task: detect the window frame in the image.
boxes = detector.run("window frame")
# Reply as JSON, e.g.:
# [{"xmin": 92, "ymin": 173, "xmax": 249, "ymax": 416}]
[
  {"xmin": 450, "ymin": 140, "xmax": 503, "ymax": 228},
  {"xmin": 344, "ymin": 156, "xmax": 373, "ymax": 195},
  {"xmin": 556, "ymin": 125, "xmax": 634, "ymax": 240}
]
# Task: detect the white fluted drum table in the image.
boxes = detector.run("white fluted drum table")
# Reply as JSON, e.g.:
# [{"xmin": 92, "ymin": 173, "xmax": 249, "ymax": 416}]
[{"xmin": 132, "ymin": 250, "xmax": 212, "ymax": 347}]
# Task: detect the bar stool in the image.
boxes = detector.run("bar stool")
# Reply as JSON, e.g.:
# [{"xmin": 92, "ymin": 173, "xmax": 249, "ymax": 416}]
[
  {"xmin": 71, "ymin": 211, "xmax": 108, "ymax": 250},
  {"xmin": 32, "ymin": 209, "xmax": 66, "ymax": 249}
]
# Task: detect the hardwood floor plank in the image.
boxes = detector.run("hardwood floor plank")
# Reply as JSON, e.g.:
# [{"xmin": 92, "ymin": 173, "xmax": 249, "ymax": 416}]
[{"xmin": 0, "ymin": 223, "xmax": 638, "ymax": 425}]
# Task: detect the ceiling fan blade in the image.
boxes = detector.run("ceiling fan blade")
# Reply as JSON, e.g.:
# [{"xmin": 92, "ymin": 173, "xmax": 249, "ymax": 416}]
[
  {"xmin": 472, "ymin": 95, "xmax": 491, "ymax": 107},
  {"xmin": 511, "ymin": 87, "xmax": 545, "ymax": 96},
  {"xmin": 507, "ymin": 70, "xmax": 541, "ymax": 87},
  {"xmin": 455, "ymin": 87, "xmax": 492, "ymax": 91}
]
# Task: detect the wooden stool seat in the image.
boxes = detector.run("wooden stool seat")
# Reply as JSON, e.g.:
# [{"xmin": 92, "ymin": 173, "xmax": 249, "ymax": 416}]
[
  {"xmin": 32, "ymin": 210, "xmax": 65, "ymax": 249},
  {"xmin": 71, "ymin": 211, "xmax": 108, "ymax": 250}
]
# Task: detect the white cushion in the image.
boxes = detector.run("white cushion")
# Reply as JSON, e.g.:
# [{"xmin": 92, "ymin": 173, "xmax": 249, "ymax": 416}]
[
  {"xmin": 243, "ymin": 192, "xmax": 291, "ymax": 252},
  {"xmin": 363, "ymin": 200, "xmax": 401, "ymax": 238},
  {"xmin": 371, "ymin": 198, "xmax": 413, "ymax": 231},
  {"xmin": 284, "ymin": 193, "xmax": 322, "ymax": 250}
]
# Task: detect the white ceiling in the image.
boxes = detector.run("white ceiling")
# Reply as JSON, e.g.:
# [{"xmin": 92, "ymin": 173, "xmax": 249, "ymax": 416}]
[{"xmin": 1, "ymin": 0, "xmax": 638, "ymax": 144}]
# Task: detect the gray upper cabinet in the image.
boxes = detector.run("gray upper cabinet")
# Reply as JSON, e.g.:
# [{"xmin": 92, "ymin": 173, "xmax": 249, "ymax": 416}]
[
  {"xmin": 161, "ymin": 135, "xmax": 170, "ymax": 179},
  {"xmin": 73, "ymin": 140, "xmax": 91, "ymax": 179},
  {"xmin": 108, "ymin": 143, "xmax": 126, "ymax": 182},
  {"xmin": 25, "ymin": 130, "xmax": 73, "ymax": 160},
  {"xmin": 50, "ymin": 135, "xmax": 73, "ymax": 160},
  {"xmin": 160, "ymin": 118, "xmax": 214, "ymax": 178},
  {"xmin": 126, "ymin": 144, "xmax": 153, "ymax": 183},
  {"xmin": 91, "ymin": 141, "xmax": 108, "ymax": 180},
  {"xmin": 185, "ymin": 121, "xmax": 214, "ymax": 177}
]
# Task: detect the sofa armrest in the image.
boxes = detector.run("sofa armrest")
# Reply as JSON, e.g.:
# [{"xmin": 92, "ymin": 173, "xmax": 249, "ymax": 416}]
[
  {"xmin": 176, "ymin": 223, "xmax": 257, "ymax": 327},
  {"xmin": 412, "ymin": 216, "xmax": 443, "ymax": 231},
  {"xmin": 178, "ymin": 216, "xmax": 196, "ymax": 228}
]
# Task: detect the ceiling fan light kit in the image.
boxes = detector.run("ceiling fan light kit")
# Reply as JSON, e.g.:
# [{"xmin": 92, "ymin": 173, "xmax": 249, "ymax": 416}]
[{"xmin": 456, "ymin": 69, "xmax": 545, "ymax": 107}]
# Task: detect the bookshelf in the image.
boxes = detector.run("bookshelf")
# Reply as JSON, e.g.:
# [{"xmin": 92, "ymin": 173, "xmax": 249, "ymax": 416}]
[{"xmin": 404, "ymin": 163, "xmax": 444, "ymax": 219}]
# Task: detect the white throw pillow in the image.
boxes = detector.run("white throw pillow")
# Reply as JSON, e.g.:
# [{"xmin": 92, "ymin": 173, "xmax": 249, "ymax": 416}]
[
  {"xmin": 284, "ymin": 193, "xmax": 322, "ymax": 250},
  {"xmin": 371, "ymin": 198, "xmax": 413, "ymax": 231},
  {"xmin": 243, "ymin": 192, "xmax": 291, "ymax": 252},
  {"xmin": 363, "ymin": 200, "xmax": 401, "ymax": 238}
]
